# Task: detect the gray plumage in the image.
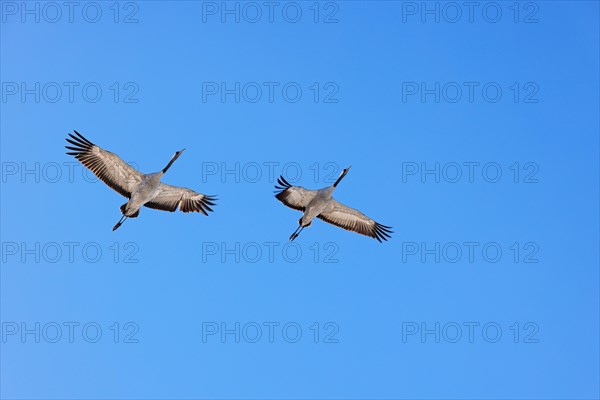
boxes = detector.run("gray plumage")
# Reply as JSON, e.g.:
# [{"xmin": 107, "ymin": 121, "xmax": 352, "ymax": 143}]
[
  {"xmin": 65, "ymin": 130, "xmax": 216, "ymax": 230},
  {"xmin": 275, "ymin": 166, "xmax": 392, "ymax": 242}
]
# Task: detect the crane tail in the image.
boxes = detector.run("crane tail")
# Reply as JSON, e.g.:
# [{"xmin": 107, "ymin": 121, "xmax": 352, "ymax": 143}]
[{"xmin": 119, "ymin": 203, "xmax": 140, "ymax": 218}]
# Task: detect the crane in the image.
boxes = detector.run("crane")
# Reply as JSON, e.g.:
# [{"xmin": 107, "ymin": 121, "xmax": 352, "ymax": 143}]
[
  {"xmin": 65, "ymin": 130, "xmax": 217, "ymax": 230},
  {"xmin": 274, "ymin": 166, "xmax": 392, "ymax": 242}
]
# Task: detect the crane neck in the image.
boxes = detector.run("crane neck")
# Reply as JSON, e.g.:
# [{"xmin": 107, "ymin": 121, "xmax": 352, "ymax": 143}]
[
  {"xmin": 162, "ymin": 149, "xmax": 184, "ymax": 174},
  {"xmin": 333, "ymin": 168, "xmax": 350, "ymax": 187},
  {"xmin": 162, "ymin": 158, "xmax": 176, "ymax": 173}
]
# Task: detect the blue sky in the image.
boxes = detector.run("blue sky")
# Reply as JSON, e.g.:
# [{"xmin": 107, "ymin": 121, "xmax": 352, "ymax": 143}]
[{"xmin": 1, "ymin": 1, "xmax": 599, "ymax": 399}]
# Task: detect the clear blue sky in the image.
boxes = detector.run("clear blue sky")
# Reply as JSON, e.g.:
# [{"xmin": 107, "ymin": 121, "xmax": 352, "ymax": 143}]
[{"xmin": 1, "ymin": 1, "xmax": 599, "ymax": 399}]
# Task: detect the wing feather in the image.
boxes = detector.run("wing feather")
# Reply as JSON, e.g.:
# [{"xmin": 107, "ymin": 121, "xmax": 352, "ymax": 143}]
[
  {"xmin": 274, "ymin": 176, "xmax": 318, "ymax": 211},
  {"xmin": 318, "ymin": 199, "xmax": 393, "ymax": 242},
  {"xmin": 65, "ymin": 130, "xmax": 142, "ymax": 198},
  {"xmin": 144, "ymin": 183, "xmax": 217, "ymax": 216}
]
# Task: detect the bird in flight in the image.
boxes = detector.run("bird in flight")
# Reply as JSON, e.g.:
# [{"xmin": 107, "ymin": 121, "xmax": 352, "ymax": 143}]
[
  {"xmin": 65, "ymin": 130, "xmax": 217, "ymax": 231},
  {"xmin": 274, "ymin": 166, "xmax": 392, "ymax": 242}
]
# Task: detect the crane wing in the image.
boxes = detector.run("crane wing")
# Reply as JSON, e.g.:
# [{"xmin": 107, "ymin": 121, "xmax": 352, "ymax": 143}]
[
  {"xmin": 317, "ymin": 198, "xmax": 392, "ymax": 242},
  {"xmin": 144, "ymin": 183, "xmax": 217, "ymax": 216},
  {"xmin": 274, "ymin": 176, "xmax": 318, "ymax": 211},
  {"xmin": 65, "ymin": 130, "xmax": 143, "ymax": 198}
]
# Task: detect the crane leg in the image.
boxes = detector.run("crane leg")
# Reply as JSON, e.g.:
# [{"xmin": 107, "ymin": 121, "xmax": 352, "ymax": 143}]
[
  {"xmin": 112, "ymin": 215, "xmax": 128, "ymax": 231},
  {"xmin": 289, "ymin": 226, "xmax": 304, "ymax": 241}
]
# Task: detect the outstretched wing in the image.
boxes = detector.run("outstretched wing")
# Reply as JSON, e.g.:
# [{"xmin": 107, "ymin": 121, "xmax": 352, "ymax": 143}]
[
  {"xmin": 274, "ymin": 176, "xmax": 318, "ymax": 211},
  {"xmin": 65, "ymin": 130, "xmax": 142, "ymax": 198},
  {"xmin": 318, "ymin": 198, "xmax": 392, "ymax": 242},
  {"xmin": 144, "ymin": 183, "xmax": 217, "ymax": 216}
]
